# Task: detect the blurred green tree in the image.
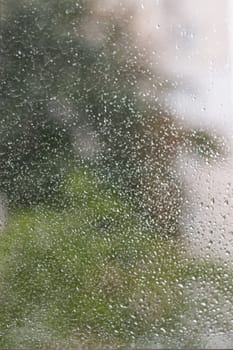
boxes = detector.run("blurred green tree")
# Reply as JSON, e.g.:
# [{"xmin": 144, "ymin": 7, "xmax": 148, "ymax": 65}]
[{"xmin": 0, "ymin": 0, "xmax": 221, "ymax": 233}]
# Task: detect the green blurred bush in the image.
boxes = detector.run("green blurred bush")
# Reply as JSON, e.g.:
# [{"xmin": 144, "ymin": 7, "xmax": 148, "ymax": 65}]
[
  {"xmin": 0, "ymin": 168, "xmax": 186, "ymax": 348},
  {"xmin": 0, "ymin": 168, "xmax": 231, "ymax": 348}
]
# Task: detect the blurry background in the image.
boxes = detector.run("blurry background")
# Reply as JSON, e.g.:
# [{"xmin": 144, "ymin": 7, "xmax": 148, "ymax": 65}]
[
  {"xmin": 0, "ymin": 0, "xmax": 233, "ymax": 348},
  {"xmin": 145, "ymin": 0, "xmax": 233, "ymax": 261}
]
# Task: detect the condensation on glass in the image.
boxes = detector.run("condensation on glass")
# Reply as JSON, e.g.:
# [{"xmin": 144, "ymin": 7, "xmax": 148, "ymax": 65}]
[{"xmin": 0, "ymin": 0, "xmax": 232, "ymax": 348}]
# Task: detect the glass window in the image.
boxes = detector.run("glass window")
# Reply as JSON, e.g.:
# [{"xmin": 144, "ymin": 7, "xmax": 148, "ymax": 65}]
[{"xmin": 0, "ymin": 0, "xmax": 232, "ymax": 348}]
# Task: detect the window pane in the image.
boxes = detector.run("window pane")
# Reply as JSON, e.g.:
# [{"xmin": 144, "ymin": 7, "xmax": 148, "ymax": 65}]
[{"xmin": 0, "ymin": 0, "xmax": 232, "ymax": 348}]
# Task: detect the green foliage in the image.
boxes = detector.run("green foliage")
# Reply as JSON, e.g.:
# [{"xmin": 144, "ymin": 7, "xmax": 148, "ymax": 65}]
[
  {"xmin": 0, "ymin": 0, "xmax": 143, "ymax": 206},
  {"xmin": 0, "ymin": 168, "xmax": 231, "ymax": 348},
  {"xmin": 184, "ymin": 129, "xmax": 225, "ymax": 159},
  {"xmin": 0, "ymin": 168, "xmax": 185, "ymax": 348}
]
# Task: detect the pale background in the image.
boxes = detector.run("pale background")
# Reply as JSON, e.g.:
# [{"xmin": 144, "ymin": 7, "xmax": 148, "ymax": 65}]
[{"xmin": 133, "ymin": 0, "xmax": 233, "ymax": 262}]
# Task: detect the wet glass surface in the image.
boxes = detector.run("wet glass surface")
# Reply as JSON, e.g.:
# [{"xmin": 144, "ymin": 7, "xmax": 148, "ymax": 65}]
[{"xmin": 0, "ymin": 1, "xmax": 233, "ymax": 348}]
